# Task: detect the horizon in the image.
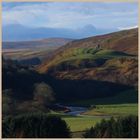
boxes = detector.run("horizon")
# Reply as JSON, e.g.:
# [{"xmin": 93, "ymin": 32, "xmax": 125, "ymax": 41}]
[
  {"xmin": 2, "ymin": 27, "xmax": 138, "ymax": 43},
  {"xmin": 2, "ymin": 2, "xmax": 138, "ymax": 41}
]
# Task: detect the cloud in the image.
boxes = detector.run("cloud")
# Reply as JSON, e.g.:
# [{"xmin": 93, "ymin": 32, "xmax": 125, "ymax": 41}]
[
  {"xmin": 118, "ymin": 25, "xmax": 138, "ymax": 30},
  {"xmin": 2, "ymin": 2, "xmax": 138, "ymax": 30}
]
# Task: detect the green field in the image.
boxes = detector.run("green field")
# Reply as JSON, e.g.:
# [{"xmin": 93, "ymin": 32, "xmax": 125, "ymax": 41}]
[
  {"xmin": 83, "ymin": 103, "xmax": 138, "ymax": 116},
  {"xmin": 64, "ymin": 103, "xmax": 137, "ymax": 132},
  {"xmin": 48, "ymin": 111, "xmax": 107, "ymax": 132},
  {"xmin": 49, "ymin": 113, "xmax": 106, "ymax": 132},
  {"xmin": 63, "ymin": 116, "xmax": 102, "ymax": 132},
  {"xmin": 49, "ymin": 103, "xmax": 138, "ymax": 133},
  {"xmin": 56, "ymin": 89, "xmax": 138, "ymax": 133}
]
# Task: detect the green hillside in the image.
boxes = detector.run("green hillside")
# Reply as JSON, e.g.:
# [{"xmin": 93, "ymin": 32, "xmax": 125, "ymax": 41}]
[
  {"xmin": 38, "ymin": 28, "xmax": 138, "ymax": 73},
  {"xmin": 44, "ymin": 47, "xmax": 135, "ymax": 72}
]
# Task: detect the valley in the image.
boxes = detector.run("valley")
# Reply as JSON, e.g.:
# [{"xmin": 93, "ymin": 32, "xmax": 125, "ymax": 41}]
[
  {"xmin": 2, "ymin": 28, "xmax": 138, "ymax": 138},
  {"xmin": 48, "ymin": 102, "xmax": 137, "ymax": 137}
]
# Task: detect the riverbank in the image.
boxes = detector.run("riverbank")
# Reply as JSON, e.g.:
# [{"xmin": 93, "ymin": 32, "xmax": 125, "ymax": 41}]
[{"xmin": 49, "ymin": 103, "xmax": 138, "ymax": 133}]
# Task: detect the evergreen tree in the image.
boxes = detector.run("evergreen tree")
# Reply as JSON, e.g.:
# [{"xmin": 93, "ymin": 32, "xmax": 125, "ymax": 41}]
[
  {"xmin": 2, "ymin": 113, "xmax": 71, "ymax": 138},
  {"xmin": 83, "ymin": 115, "xmax": 138, "ymax": 138}
]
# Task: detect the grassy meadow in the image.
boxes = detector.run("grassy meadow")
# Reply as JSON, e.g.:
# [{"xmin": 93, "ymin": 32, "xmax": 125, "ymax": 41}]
[
  {"xmin": 83, "ymin": 104, "xmax": 138, "ymax": 116},
  {"xmin": 47, "ymin": 102, "xmax": 138, "ymax": 138},
  {"xmin": 56, "ymin": 89, "xmax": 138, "ymax": 134},
  {"xmin": 49, "ymin": 89, "xmax": 138, "ymax": 134}
]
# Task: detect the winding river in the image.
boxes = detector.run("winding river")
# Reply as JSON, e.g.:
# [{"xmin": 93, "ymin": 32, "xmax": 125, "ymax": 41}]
[
  {"xmin": 64, "ymin": 106, "xmax": 111, "ymax": 118},
  {"xmin": 65, "ymin": 106, "xmax": 88, "ymax": 116}
]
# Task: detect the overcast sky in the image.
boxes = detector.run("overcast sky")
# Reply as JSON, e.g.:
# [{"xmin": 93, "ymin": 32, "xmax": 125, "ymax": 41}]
[{"xmin": 2, "ymin": 2, "xmax": 138, "ymax": 30}]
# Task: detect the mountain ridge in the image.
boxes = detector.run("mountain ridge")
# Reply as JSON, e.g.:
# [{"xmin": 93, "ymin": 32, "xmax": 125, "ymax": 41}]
[{"xmin": 2, "ymin": 24, "xmax": 117, "ymax": 41}]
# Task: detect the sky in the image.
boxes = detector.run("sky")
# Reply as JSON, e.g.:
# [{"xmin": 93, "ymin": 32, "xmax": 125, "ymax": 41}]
[{"xmin": 2, "ymin": 2, "xmax": 138, "ymax": 30}]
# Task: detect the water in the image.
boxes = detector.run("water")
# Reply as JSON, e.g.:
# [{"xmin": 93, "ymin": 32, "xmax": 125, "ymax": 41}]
[
  {"xmin": 65, "ymin": 106, "xmax": 88, "ymax": 116},
  {"xmin": 56, "ymin": 103, "xmax": 111, "ymax": 118},
  {"xmin": 64, "ymin": 105, "xmax": 111, "ymax": 118}
]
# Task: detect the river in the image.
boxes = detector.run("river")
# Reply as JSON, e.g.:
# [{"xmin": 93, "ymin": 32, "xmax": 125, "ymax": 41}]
[
  {"xmin": 64, "ymin": 106, "xmax": 111, "ymax": 118},
  {"xmin": 65, "ymin": 106, "xmax": 88, "ymax": 116}
]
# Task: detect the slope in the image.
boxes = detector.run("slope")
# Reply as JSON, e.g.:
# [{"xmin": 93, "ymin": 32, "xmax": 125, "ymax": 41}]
[{"xmin": 37, "ymin": 29, "xmax": 138, "ymax": 86}]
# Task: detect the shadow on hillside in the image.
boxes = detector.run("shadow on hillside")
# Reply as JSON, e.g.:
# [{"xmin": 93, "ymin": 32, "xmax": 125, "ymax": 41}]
[
  {"xmin": 44, "ymin": 75, "xmax": 134, "ymax": 101},
  {"xmin": 2, "ymin": 69, "xmax": 135, "ymax": 102}
]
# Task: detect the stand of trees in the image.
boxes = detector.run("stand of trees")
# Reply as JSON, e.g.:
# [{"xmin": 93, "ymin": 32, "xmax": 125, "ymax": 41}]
[
  {"xmin": 2, "ymin": 113, "xmax": 71, "ymax": 138},
  {"xmin": 83, "ymin": 115, "xmax": 138, "ymax": 138},
  {"xmin": 2, "ymin": 82, "xmax": 55, "ymax": 116}
]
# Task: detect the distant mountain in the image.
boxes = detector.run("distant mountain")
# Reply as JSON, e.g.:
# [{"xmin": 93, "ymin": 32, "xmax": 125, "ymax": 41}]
[
  {"xmin": 2, "ymin": 38, "xmax": 73, "ymax": 49},
  {"xmin": 37, "ymin": 28, "xmax": 138, "ymax": 86},
  {"xmin": 2, "ymin": 24, "xmax": 117, "ymax": 41}
]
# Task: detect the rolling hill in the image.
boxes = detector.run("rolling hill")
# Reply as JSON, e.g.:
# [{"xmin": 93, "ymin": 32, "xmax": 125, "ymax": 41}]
[
  {"xmin": 2, "ymin": 38, "xmax": 73, "ymax": 49},
  {"xmin": 2, "ymin": 38, "xmax": 73, "ymax": 61},
  {"xmin": 3, "ymin": 29, "xmax": 138, "ymax": 102},
  {"xmin": 37, "ymin": 28, "xmax": 138, "ymax": 86}
]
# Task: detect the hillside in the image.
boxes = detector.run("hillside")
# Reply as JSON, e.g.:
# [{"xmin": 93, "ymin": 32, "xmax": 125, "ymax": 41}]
[
  {"xmin": 3, "ymin": 57, "xmax": 133, "ymax": 101},
  {"xmin": 37, "ymin": 28, "xmax": 138, "ymax": 86}
]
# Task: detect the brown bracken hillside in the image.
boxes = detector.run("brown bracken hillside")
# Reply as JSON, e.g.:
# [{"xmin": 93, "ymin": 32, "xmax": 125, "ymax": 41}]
[{"xmin": 37, "ymin": 28, "xmax": 138, "ymax": 86}]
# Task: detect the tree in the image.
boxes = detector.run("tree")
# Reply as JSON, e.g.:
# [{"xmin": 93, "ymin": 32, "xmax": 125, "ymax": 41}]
[
  {"xmin": 83, "ymin": 127, "xmax": 96, "ymax": 138},
  {"xmin": 2, "ymin": 113, "xmax": 71, "ymax": 138},
  {"xmin": 2, "ymin": 89, "xmax": 17, "ymax": 116},
  {"xmin": 83, "ymin": 115, "xmax": 138, "ymax": 138},
  {"xmin": 33, "ymin": 82, "xmax": 55, "ymax": 106},
  {"xmin": 117, "ymin": 115, "xmax": 138, "ymax": 138}
]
